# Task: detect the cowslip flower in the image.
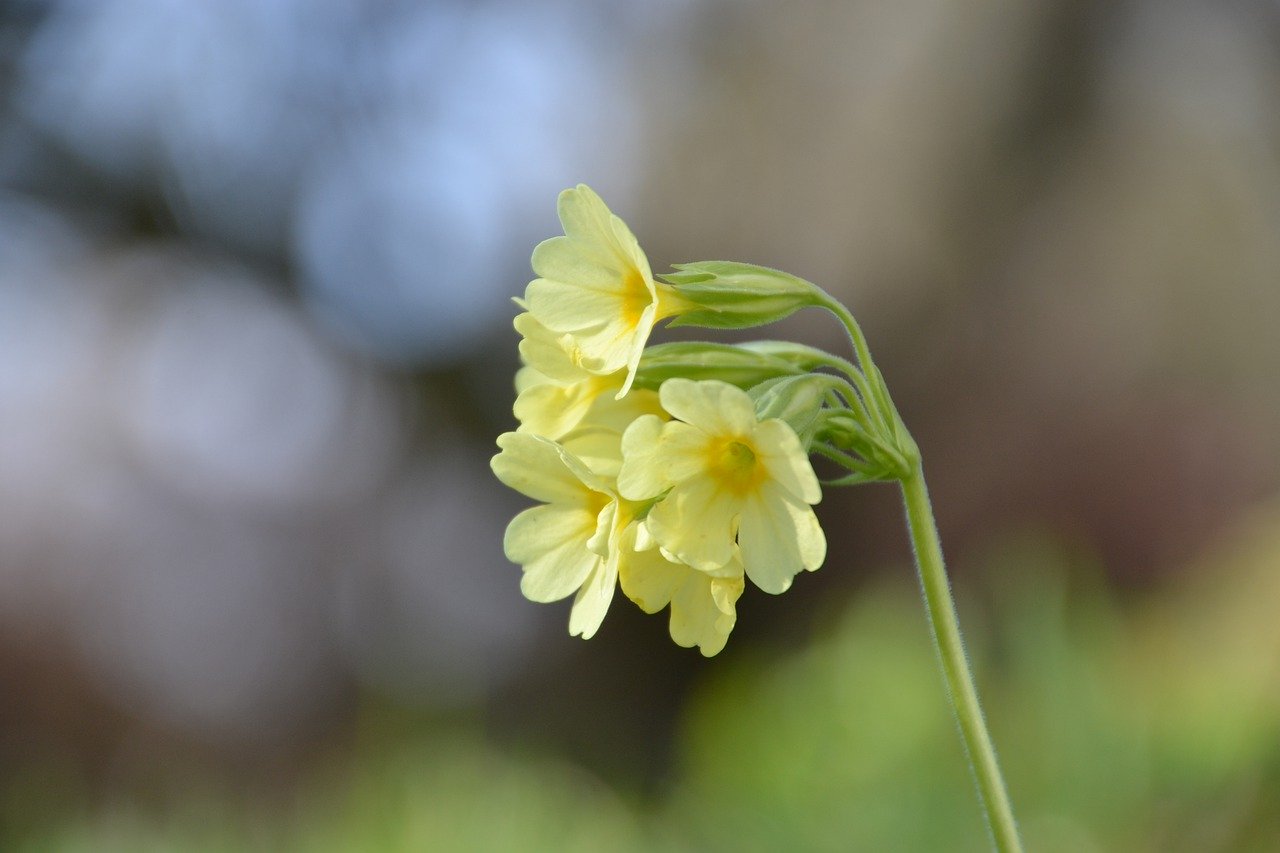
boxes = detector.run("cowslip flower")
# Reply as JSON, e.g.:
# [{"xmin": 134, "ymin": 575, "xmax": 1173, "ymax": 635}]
[
  {"xmin": 619, "ymin": 523, "xmax": 745, "ymax": 657},
  {"xmin": 496, "ymin": 185, "xmax": 1024, "ymax": 847},
  {"xmin": 512, "ymin": 312, "xmax": 665, "ymax": 476},
  {"xmin": 490, "ymin": 431, "xmax": 628, "ymax": 638},
  {"xmin": 617, "ymin": 378, "xmax": 826, "ymax": 594},
  {"xmin": 513, "ymin": 313, "xmax": 663, "ymax": 441},
  {"xmin": 524, "ymin": 185, "xmax": 691, "ymax": 397}
]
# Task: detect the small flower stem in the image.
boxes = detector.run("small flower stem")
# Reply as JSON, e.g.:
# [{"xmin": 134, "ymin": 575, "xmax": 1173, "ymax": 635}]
[
  {"xmin": 900, "ymin": 464, "xmax": 1023, "ymax": 853},
  {"xmin": 810, "ymin": 290, "xmax": 899, "ymax": 435}
]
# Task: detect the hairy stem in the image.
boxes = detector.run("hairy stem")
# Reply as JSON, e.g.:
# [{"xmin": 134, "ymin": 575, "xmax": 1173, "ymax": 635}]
[{"xmin": 900, "ymin": 465, "xmax": 1023, "ymax": 852}]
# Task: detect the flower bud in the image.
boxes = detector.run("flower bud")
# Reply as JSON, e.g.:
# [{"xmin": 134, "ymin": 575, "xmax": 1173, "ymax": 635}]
[
  {"xmin": 748, "ymin": 375, "xmax": 834, "ymax": 447},
  {"xmin": 661, "ymin": 261, "xmax": 820, "ymax": 329}
]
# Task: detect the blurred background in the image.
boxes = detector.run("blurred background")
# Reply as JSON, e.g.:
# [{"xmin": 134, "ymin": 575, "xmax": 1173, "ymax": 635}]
[{"xmin": 1, "ymin": 0, "xmax": 1279, "ymax": 850}]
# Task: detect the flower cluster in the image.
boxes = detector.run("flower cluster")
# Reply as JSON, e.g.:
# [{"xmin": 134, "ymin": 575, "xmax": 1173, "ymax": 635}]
[{"xmin": 493, "ymin": 185, "xmax": 912, "ymax": 655}]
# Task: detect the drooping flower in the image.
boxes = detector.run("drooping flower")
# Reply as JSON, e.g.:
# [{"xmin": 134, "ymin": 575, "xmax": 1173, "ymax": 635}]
[
  {"xmin": 513, "ymin": 313, "xmax": 662, "ymax": 436},
  {"xmin": 512, "ymin": 312, "xmax": 666, "ymax": 476},
  {"xmin": 491, "ymin": 431, "xmax": 630, "ymax": 638},
  {"xmin": 619, "ymin": 523, "xmax": 744, "ymax": 656},
  {"xmin": 617, "ymin": 378, "xmax": 826, "ymax": 594},
  {"xmin": 524, "ymin": 185, "xmax": 691, "ymax": 397}
]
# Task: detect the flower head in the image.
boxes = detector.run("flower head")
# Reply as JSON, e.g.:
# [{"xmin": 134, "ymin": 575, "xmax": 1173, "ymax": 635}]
[
  {"xmin": 617, "ymin": 378, "xmax": 826, "ymax": 594},
  {"xmin": 491, "ymin": 432, "xmax": 627, "ymax": 638},
  {"xmin": 524, "ymin": 185, "xmax": 689, "ymax": 397}
]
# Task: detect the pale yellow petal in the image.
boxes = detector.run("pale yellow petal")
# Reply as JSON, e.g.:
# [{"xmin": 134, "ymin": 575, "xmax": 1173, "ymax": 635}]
[
  {"xmin": 525, "ymin": 272, "xmax": 627, "ymax": 335},
  {"xmin": 618, "ymin": 535, "xmax": 687, "ymax": 614},
  {"xmin": 618, "ymin": 302, "xmax": 657, "ymax": 397},
  {"xmin": 505, "ymin": 505, "xmax": 600, "ymax": 603},
  {"xmin": 514, "ymin": 312, "xmax": 586, "ymax": 384},
  {"xmin": 607, "ymin": 211, "xmax": 654, "ymax": 291},
  {"xmin": 703, "ymin": 547, "xmax": 747, "ymax": 579},
  {"xmin": 586, "ymin": 500, "xmax": 616, "ymax": 557},
  {"xmin": 633, "ymin": 520, "xmax": 658, "ymax": 551},
  {"xmin": 568, "ymin": 305, "xmax": 655, "ymax": 380},
  {"xmin": 793, "ymin": 498, "xmax": 828, "ymax": 570},
  {"xmin": 736, "ymin": 484, "xmax": 827, "ymax": 594},
  {"xmin": 669, "ymin": 570, "xmax": 743, "ymax": 657},
  {"xmin": 654, "ymin": 420, "xmax": 716, "ymax": 482},
  {"xmin": 568, "ymin": 551, "xmax": 617, "ymax": 639},
  {"xmin": 531, "ymin": 232, "xmax": 616, "ymax": 284},
  {"xmin": 514, "ymin": 364, "xmax": 550, "ymax": 395},
  {"xmin": 559, "ymin": 426, "xmax": 624, "ymax": 479},
  {"xmin": 491, "ymin": 432, "xmax": 595, "ymax": 505},
  {"xmin": 585, "ymin": 386, "xmax": 664, "ymax": 434},
  {"xmin": 555, "ymin": 185, "xmax": 652, "ymax": 279},
  {"xmin": 646, "ymin": 477, "xmax": 740, "ymax": 572},
  {"xmin": 658, "ymin": 378, "xmax": 756, "ymax": 437},
  {"xmin": 617, "ymin": 415, "xmax": 668, "ymax": 499},
  {"xmin": 754, "ymin": 418, "xmax": 822, "ymax": 504},
  {"xmin": 513, "ymin": 380, "xmax": 601, "ymax": 439},
  {"xmin": 556, "ymin": 186, "xmax": 624, "ymax": 260},
  {"xmin": 619, "ymin": 419, "xmax": 712, "ymax": 500},
  {"xmin": 710, "ymin": 576, "xmax": 745, "ymax": 627}
]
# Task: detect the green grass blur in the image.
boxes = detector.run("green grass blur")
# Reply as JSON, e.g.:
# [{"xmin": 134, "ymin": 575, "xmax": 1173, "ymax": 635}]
[{"xmin": 9, "ymin": 509, "xmax": 1280, "ymax": 852}]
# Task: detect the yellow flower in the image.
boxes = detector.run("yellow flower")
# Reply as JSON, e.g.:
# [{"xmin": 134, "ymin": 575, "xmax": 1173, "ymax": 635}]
[
  {"xmin": 512, "ymin": 312, "xmax": 665, "ymax": 476},
  {"xmin": 619, "ymin": 523, "xmax": 744, "ymax": 656},
  {"xmin": 491, "ymin": 431, "xmax": 627, "ymax": 638},
  {"xmin": 524, "ymin": 185, "xmax": 690, "ymax": 397},
  {"xmin": 617, "ymin": 379, "xmax": 826, "ymax": 594}
]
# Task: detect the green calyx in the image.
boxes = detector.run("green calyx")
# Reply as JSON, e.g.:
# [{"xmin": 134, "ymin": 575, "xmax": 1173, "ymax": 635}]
[
  {"xmin": 634, "ymin": 341, "xmax": 828, "ymax": 391},
  {"xmin": 748, "ymin": 374, "xmax": 840, "ymax": 448},
  {"xmin": 812, "ymin": 409, "xmax": 915, "ymax": 484},
  {"xmin": 660, "ymin": 261, "xmax": 821, "ymax": 329}
]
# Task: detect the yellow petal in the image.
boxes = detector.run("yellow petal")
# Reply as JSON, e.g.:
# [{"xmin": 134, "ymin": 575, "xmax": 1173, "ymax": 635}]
[
  {"xmin": 525, "ymin": 271, "xmax": 626, "ymax": 334},
  {"xmin": 492, "ymin": 432, "xmax": 602, "ymax": 505},
  {"xmin": 505, "ymin": 505, "xmax": 600, "ymax": 603},
  {"xmin": 646, "ymin": 476, "xmax": 740, "ymax": 572},
  {"xmin": 559, "ymin": 427, "xmax": 624, "ymax": 479},
  {"xmin": 736, "ymin": 484, "xmax": 827, "ymax": 594},
  {"xmin": 616, "ymin": 415, "xmax": 668, "ymax": 499},
  {"xmin": 669, "ymin": 570, "xmax": 743, "ymax": 657},
  {"xmin": 755, "ymin": 418, "xmax": 822, "ymax": 504},
  {"xmin": 658, "ymin": 378, "xmax": 757, "ymax": 437},
  {"xmin": 569, "ymin": 551, "xmax": 617, "ymax": 639},
  {"xmin": 555, "ymin": 184, "xmax": 651, "ymax": 278},
  {"xmin": 513, "ymin": 381, "xmax": 602, "ymax": 439},
  {"xmin": 514, "ymin": 312, "xmax": 587, "ymax": 385},
  {"xmin": 619, "ymin": 534, "xmax": 687, "ymax": 614}
]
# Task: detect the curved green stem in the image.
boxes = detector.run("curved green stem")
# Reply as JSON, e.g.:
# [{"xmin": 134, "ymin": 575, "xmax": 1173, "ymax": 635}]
[
  {"xmin": 809, "ymin": 289, "xmax": 905, "ymax": 443},
  {"xmin": 809, "ymin": 351, "xmax": 882, "ymax": 430},
  {"xmin": 900, "ymin": 464, "xmax": 1023, "ymax": 853},
  {"xmin": 812, "ymin": 443, "xmax": 874, "ymax": 476}
]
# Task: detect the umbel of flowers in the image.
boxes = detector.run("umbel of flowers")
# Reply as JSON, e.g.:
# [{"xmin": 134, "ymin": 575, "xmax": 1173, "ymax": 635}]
[
  {"xmin": 493, "ymin": 186, "xmax": 1024, "ymax": 851},
  {"xmin": 492, "ymin": 185, "xmax": 914, "ymax": 656}
]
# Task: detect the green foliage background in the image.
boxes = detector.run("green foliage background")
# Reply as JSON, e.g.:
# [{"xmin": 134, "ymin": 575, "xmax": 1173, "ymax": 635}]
[{"xmin": 12, "ymin": 512, "xmax": 1280, "ymax": 852}]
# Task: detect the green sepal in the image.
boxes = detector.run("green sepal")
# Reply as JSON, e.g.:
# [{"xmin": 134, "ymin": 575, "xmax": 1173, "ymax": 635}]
[
  {"xmin": 735, "ymin": 340, "xmax": 840, "ymax": 371},
  {"xmin": 815, "ymin": 409, "xmax": 913, "ymax": 482},
  {"xmin": 748, "ymin": 374, "xmax": 836, "ymax": 447},
  {"xmin": 633, "ymin": 342, "xmax": 822, "ymax": 391},
  {"xmin": 660, "ymin": 261, "xmax": 820, "ymax": 330},
  {"xmin": 820, "ymin": 470, "xmax": 895, "ymax": 487}
]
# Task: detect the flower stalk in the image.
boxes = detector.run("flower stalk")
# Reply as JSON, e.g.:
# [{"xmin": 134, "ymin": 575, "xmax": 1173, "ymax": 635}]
[{"xmin": 901, "ymin": 464, "xmax": 1024, "ymax": 853}]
